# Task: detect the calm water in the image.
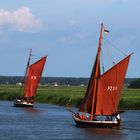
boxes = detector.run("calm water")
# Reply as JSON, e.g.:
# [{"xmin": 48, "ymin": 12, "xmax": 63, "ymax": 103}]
[{"xmin": 0, "ymin": 101, "xmax": 139, "ymax": 140}]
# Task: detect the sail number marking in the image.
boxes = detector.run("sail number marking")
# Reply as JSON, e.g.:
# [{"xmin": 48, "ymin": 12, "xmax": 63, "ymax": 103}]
[
  {"xmin": 31, "ymin": 76, "xmax": 37, "ymax": 80},
  {"xmin": 107, "ymin": 86, "xmax": 118, "ymax": 91}
]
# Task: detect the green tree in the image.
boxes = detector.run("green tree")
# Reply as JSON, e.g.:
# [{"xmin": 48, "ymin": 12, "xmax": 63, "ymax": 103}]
[{"xmin": 128, "ymin": 78, "xmax": 140, "ymax": 88}]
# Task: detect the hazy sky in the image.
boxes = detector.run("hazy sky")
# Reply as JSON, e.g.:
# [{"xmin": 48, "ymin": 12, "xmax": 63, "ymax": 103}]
[{"xmin": 0, "ymin": 0, "xmax": 139, "ymax": 77}]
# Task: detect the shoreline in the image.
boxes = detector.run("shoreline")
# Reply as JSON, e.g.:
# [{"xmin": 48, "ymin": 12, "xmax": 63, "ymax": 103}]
[{"xmin": 0, "ymin": 85, "xmax": 139, "ymax": 110}]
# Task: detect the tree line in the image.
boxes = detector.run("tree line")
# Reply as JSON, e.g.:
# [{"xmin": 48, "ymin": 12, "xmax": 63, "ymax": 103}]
[
  {"xmin": 0, "ymin": 76, "xmax": 89, "ymax": 86},
  {"xmin": 0, "ymin": 76, "xmax": 139, "ymax": 88},
  {"xmin": 128, "ymin": 78, "xmax": 140, "ymax": 88}
]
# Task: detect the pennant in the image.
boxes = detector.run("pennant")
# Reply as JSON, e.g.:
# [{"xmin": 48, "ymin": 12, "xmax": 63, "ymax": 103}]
[{"xmin": 104, "ymin": 29, "xmax": 109, "ymax": 34}]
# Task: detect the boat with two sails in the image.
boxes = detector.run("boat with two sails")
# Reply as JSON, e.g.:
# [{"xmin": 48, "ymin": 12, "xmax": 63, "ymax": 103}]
[
  {"xmin": 71, "ymin": 23, "xmax": 132, "ymax": 128},
  {"xmin": 14, "ymin": 49, "xmax": 47, "ymax": 107}
]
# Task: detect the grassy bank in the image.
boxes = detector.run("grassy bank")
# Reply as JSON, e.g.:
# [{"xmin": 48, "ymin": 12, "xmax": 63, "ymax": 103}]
[{"xmin": 0, "ymin": 85, "xmax": 139, "ymax": 110}]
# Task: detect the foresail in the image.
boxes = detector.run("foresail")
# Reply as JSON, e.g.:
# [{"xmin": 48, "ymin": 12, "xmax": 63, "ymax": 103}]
[
  {"xmin": 24, "ymin": 56, "xmax": 47, "ymax": 98},
  {"xmin": 95, "ymin": 54, "xmax": 131, "ymax": 115},
  {"xmin": 79, "ymin": 53, "xmax": 100, "ymax": 113}
]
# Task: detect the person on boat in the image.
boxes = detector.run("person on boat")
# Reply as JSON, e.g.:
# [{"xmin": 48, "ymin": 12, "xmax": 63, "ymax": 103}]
[
  {"xmin": 75, "ymin": 113, "xmax": 83, "ymax": 120},
  {"xmin": 16, "ymin": 96, "xmax": 22, "ymax": 102},
  {"xmin": 90, "ymin": 115, "xmax": 97, "ymax": 121},
  {"xmin": 115, "ymin": 113, "xmax": 121, "ymax": 123},
  {"xmin": 22, "ymin": 97, "xmax": 27, "ymax": 102},
  {"xmin": 82, "ymin": 113, "xmax": 90, "ymax": 120},
  {"xmin": 80, "ymin": 114, "xmax": 84, "ymax": 120},
  {"xmin": 85, "ymin": 114, "xmax": 90, "ymax": 120},
  {"xmin": 29, "ymin": 96, "xmax": 34, "ymax": 104},
  {"xmin": 105, "ymin": 116, "xmax": 110, "ymax": 121},
  {"xmin": 93, "ymin": 116, "xmax": 97, "ymax": 121},
  {"xmin": 76, "ymin": 113, "xmax": 81, "ymax": 119},
  {"xmin": 110, "ymin": 116, "xmax": 113, "ymax": 121},
  {"xmin": 76, "ymin": 113, "xmax": 86, "ymax": 120},
  {"xmin": 26, "ymin": 97, "xmax": 30, "ymax": 103}
]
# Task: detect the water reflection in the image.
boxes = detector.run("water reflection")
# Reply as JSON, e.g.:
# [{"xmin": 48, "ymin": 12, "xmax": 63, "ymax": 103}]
[
  {"xmin": 0, "ymin": 101, "xmax": 139, "ymax": 140},
  {"xmin": 85, "ymin": 127, "xmax": 120, "ymax": 134},
  {"xmin": 22, "ymin": 107, "xmax": 42, "ymax": 115}
]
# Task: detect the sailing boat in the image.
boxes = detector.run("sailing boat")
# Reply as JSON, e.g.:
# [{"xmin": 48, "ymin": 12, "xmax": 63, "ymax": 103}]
[
  {"xmin": 71, "ymin": 23, "xmax": 132, "ymax": 128},
  {"xmin": 14, "ymin": 49, "xmax": 47, "ymax": 107}
]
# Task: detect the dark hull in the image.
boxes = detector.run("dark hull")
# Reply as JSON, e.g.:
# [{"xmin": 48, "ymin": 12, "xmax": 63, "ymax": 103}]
[
  {"xmin": 73, "ymin": 116, "xmax": 120, "ymax": 128},
  {"xmin": 14, "ymin": 101, "xmax": 33, "ymax": 107}
]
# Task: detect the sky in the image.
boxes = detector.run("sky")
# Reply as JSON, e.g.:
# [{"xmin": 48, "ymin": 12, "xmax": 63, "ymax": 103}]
[{"xmin": 0, "ymin": 0, "xmax": 139, "ymax": 78}]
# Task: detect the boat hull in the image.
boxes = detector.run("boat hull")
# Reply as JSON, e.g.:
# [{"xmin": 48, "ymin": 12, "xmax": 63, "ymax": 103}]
[
  {"xmin": 73, "ymin": 116, "xmax": 120, "ymax": 128},
  {"xmin": 13, "ymin": 101, "xmax": 33, "ymax": 107}
]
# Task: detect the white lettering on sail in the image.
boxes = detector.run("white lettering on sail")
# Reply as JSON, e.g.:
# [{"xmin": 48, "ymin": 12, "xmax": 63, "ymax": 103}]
[
  {"xmin": 31, "ymin": 76, "xmax": 37, "ymax": 80},
  {"xmin": 107, "ymin": 86, "xmax": 118, "ymax": 92}
]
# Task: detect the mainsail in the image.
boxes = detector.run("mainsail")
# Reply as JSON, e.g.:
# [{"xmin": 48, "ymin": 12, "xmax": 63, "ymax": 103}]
[
  {"xmin": 23, "ymin": 56, "xmax": 47, "ymax": 98},
  {"xmin": 95, "ymin": 54, "xmax": 131, "ymax": 115}
]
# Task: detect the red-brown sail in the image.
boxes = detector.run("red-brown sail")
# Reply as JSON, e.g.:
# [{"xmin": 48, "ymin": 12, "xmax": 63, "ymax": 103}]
[
  {"xmin": 79, "ymin": 23, "xmax": 103, "ymax": 114},
  {"xmin": 24, "ymin": 56, "xmax": 47, "ymax": 98},
  {"xmin": 72, "ymin": 23, "xmax": 133, "ymax": 128},
  {"xmin": 95, "ymin": 54, "xmax": 131, "ymax": 115},
  {"xmin": 79, "ymin": 53, "xmax": 101, "ymax": 113}
]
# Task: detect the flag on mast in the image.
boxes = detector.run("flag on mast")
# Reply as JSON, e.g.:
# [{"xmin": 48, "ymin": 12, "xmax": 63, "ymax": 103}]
[{"xmin": 104, "ymin": 29, "xmax": 109, "ymax": 34}]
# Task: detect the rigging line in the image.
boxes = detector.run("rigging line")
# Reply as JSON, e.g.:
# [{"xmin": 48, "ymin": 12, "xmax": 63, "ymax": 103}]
[
  {"xmin": 31, "ymin": 55, "xmax": 40, "ymax": 61},
  {"xmin": 100, "ymin": 49, "xmax": 105, "ymax": 73},
  {"xmin": 103, "ymin": 40, "xmax": 116, "ymax": 66},
  {"xmin": 104, "ymin": 38, "xmax": 127, "ymax": 56},
  {"xmin": 31, "ymin": 54, "xmax": 46, "ymax": 63},
  {"xmin": 31, "ymin": 54, "xmax": 40, "ymax": 58},
  {"xmin": 30, "ymin": 56, "xmax": 40, "ymax": 64}
]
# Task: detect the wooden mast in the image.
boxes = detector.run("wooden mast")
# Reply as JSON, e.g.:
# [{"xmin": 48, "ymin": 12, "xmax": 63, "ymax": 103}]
[
  {"xmin": 23, "ymin": 48, "xmax": 32, "ymax": 97},
  {"xmin": 90, "ymin": 23, "xmax": 103, "ymax": 120},
  {"xmin": 25, "ymin": 48, "xmax": 32, "ymax": 78}
]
